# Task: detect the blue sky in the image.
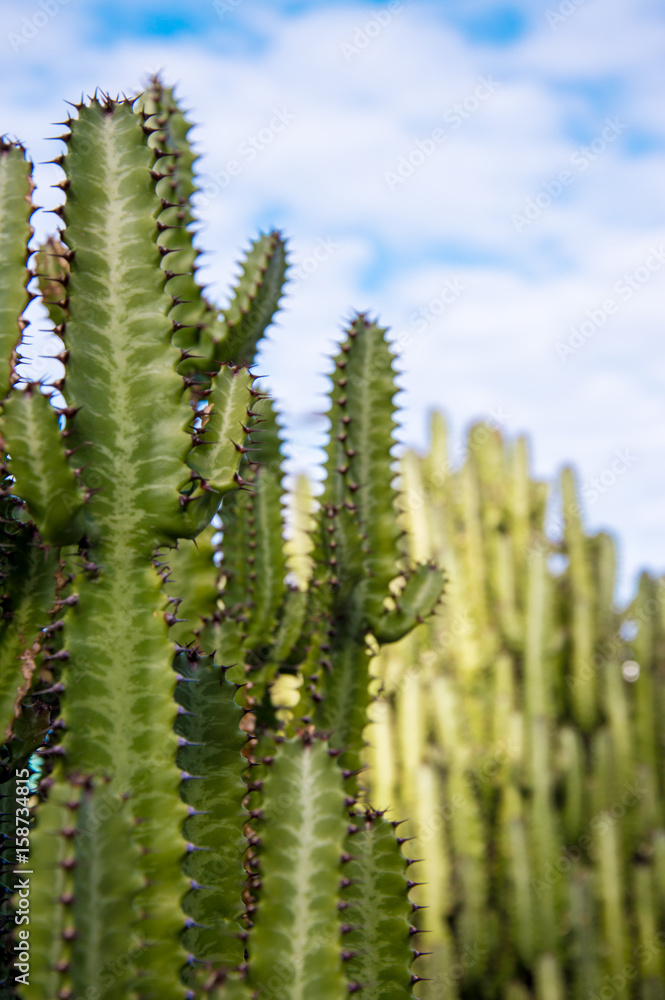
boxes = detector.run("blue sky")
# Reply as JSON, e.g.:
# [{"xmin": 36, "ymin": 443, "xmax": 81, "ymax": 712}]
[{"xmin": 1, "ymin": 0, "xmax": 664, "ymax": 601}]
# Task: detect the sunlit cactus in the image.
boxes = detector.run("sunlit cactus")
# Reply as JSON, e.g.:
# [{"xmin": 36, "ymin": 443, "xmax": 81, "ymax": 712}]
[{"xmin": 0, "ymin": 80, "xmax": 442, "ymax": 999}]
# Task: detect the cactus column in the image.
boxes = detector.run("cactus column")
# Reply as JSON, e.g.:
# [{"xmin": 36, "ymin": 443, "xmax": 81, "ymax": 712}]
[{"xmin": 367, "ymin": 414, "xmax": 665, "ymax": 1000}]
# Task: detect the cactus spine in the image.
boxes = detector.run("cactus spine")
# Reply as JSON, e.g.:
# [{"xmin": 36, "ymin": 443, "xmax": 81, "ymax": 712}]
[
  {"xmin": 367, "ymin": 414, "xmax": 665, "ymax": 999},
  {"xmin": 0, "ymin": 82, "xmax": 442, "ymax": 999}
]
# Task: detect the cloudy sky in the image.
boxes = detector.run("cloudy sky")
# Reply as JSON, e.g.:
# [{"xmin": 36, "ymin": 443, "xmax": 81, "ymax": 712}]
[{"xmin": 1, "ymin": 0, "xmax": 663, "ymax": 601}]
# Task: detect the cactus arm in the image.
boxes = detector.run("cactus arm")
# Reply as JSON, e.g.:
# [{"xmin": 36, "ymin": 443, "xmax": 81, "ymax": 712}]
[
  {"xmin": 25, "ymin": 781, "xmax": 81, "ymax": 1000},
  {"xmin": 631, "ymin": 574, "xmax": 660, "ymax": 781},
  {"xmin": 241, "ymin": 466, "xmax": 286, "ymax": 651},
  {"xmin": 174, "ymin": 651, "xmax": 247, "ymax": 969},
  {"xmin": 202, "ymin": 398, "xmax": 290, "ymax": 690},
  {"xmin": 568, "ymin": 870, "xmax": 601, "ymax": 999},
  {"xmin": 214, "ymin": 232, "xmax": 287, "ymax": 366},
  {"xmin": 319, "ymin": 329, "xmax": 368, "ymax": 595},
  {"xmin": 315, "ymin": 318, "xmax": 443, "ymax": 769},
  {"xmin": 34, "ymin": 236, "xmax": 69, "ymax": 329},
  {"xmin": 558, "ymin": 726, "xmax": 584, "ymax": 843},
  {"xmin": 26, "ymin": 780, "xmax": 143, "ymax": 1000},
  {"xmin": 634, "ymin": 863, "xmax": 662, "ymax": 988},
  {"xmin": 447, "ymin": 761, "xmax": 490, "ymax": 986},
  {"xmin": 0, "ymin": 524, "xmax": 57, "ymax": 741},
  {"xmin": 186, "ymin": 364, "xmax": 254, "ymax": 494},
  {"xmin": 370, "ymin": 563, "xmax": 444, "ymax": 644},
  {"xmin": 3, "ymin": 386, "xmax": 84, "ymax": 544},
  {"xmin": 247, "ymin": 738, "xmax": 348, "ymax": 1000},
  {"xmin": 284, "ymin": 474, "xmax": 314, "ymax": 590},
  {"xmin": 271, "ymin": 588, "xmax": 308, "ymax": 662},
  {"xmin": 321, "ymin": 318, "xmax": 442, "ymax": 622},
  {"xmin": 315, "ymin": 640, "xmax": 371, "ymax": 771},
  {"xmin": 340, "ymin": 811, "xmax": 417, "ymax": 999},
  {"xmin": 209, "ymin": 493, "xmax": 253, "ymax": 668},
  {"xmin": 164, "ymin": 524, "xmax": 218, "ymax": 650},
  {"xmin": 287, "ymin": 616, "xmax": 328, "ymax": 729},
  {"xmin": 137, "ymin": 78, "xmax": 219, "ymax": 368},
  {"xmin": 341, "ymin": 317, "xmax": 403, "ymax": 605},
  {"xmin": 399, "ymin": 449, "xmax": 431, "ymax": 563},
  {"xmin": 215, "ymin": 397, "xmax": 286, "ymax": 665},
  {"xmin": 136, "ymin": 78, "xmax": 197, "ymax": 222},
  {"xmin": 561, "ymin": 467, "xmax": 597, "ymax": 731},
  {"xmin": 0, "ymin": 140, "xmax": 32, "ymax": 398},
  {"xmin": 139, "ymin": 85, "xmax": 288, "ymax": 381},
  {"xmin": 70, "ymin": 784, "xmax": 144, "ymax": 1000}
]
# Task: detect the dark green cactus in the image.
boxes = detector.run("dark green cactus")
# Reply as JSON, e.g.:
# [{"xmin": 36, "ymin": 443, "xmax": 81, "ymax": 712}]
[
  {"xmin": 0, "ymin": 83, "xmax": 441, "ymax": 1000},
  {"xmin": 368, "ymin": 414, "xmax": 665, "ymax": 1000}
]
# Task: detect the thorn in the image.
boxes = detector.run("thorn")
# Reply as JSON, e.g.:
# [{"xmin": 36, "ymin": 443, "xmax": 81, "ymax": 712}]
[{"xmin": 186, "ymin": 806, "xmax": 210, "ymax": 817}]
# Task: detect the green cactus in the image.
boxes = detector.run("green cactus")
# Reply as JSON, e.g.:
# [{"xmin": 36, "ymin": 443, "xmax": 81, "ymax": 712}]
[
  {"xmin": 0, "ymin": 84, "xmax": 441, "ymax": 999},
  {"xmin": 367, "ymin": 414, "xmax": 665, "ymax": 999}
]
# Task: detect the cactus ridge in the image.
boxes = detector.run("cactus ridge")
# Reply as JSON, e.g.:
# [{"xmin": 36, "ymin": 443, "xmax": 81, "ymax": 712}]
[
  {"xmin": 174, "ymin": 649, "xmax": 248, "ymax": 970},
  {"xmin": 246, "ymin": 736, "xmax": 349, "ymax": 1000},
  {"xmin": 340, "ymin": 808, "xmax": 421, "ymax": 1000},
  {"xmin": 214, "ymin": 232, "xmax": 288, "ymax": 368}
]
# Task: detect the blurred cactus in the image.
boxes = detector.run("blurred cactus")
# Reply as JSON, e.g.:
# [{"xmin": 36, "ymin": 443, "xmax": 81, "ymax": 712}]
[
  {"xmin": 367, "ymin": 413, "xmax": 665, "ymax": 1000},
  {"xmin": 0, "ymin": 80, "xmax": 441, "ymax": 999}
]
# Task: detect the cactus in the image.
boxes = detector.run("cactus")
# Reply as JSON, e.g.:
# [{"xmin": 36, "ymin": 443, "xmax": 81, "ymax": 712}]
[
  {"xmin": 367, "ymin": 413, "xmax": 665, "ymax": 999},
  {"xmin": 0, "ymin": 83, "xmax": 442, "ymax": 999}
]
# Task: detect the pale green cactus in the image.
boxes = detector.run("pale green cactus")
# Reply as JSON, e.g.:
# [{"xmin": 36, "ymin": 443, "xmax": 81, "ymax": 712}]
[{"xmin": 367, "ymin": 414, "xmax": 665, "ymax": 1000}]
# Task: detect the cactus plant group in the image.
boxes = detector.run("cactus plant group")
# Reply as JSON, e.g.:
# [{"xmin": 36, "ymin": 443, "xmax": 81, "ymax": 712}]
[
  {"xmin": 0, "ymin": 80, "xmax": 443, "ymax": 999},
  {"xmin": 367, "ymin": 414, "xmax": 665, "ymax": 999}
]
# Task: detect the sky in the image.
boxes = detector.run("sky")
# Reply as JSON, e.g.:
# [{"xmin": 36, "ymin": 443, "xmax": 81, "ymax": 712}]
[{"xmin": 1, "ymin": 0, "xmax": 664, "ymax": 602}]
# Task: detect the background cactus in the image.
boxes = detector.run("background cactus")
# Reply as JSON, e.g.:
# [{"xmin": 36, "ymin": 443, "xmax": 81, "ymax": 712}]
[
  {"xmin": 0, "ymin": 82, "xmax": 442, "ymax": 999},
  {"xmin": 366, "ymin": 414, "xmax": 665, "ymax": 1000}
]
